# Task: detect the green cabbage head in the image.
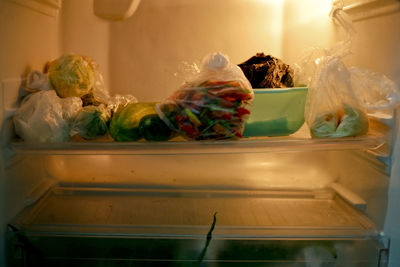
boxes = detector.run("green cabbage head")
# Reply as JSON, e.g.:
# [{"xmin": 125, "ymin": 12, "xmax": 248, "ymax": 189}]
[{"xmin": 48, "ymin": 53, "xmax": 95, "ymax": 98}]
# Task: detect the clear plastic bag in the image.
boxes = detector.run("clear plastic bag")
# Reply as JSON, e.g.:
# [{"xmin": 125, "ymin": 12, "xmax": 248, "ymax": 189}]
[
  {"xmin": 13, "ymin": 90, "xmax": 82, "ymax": 143},
  {"xmin": 81, "ymin": 59, "xmax": 111, "ymax": 107},
  {"xmin": 306, "ymin": 56, "xmax": 369, "ymax": 138},
  {"xmin": 71, "ymin": 104, "xmax": 110, "ymax": 140},
  {"xmin": 296, "ymin": 6, "xmax": 398, "ymax": 138},
  {"xmin": 106, "ymin": 94, "xmax": 138, "ymax": 115},
  {"xmin": 349, "ymin": 67, "xmax": 399, "ymax": 115},
  {"xmin": 156, "ymin": 52, "xmax": 254, "ymax": 140}
]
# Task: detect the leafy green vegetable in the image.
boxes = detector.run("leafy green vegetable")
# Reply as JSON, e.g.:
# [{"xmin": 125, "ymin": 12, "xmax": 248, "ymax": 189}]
[
  {"xmin": 310, "ymin": 104, "xmax": 368, "ymax": 138},
  {"xmin": 48, "ymin": 53, "xmax": 95, "ymax": 98}
]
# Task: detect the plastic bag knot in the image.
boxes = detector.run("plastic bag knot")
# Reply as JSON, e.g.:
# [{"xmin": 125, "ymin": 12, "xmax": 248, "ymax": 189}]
[{"xmin": 201, "ymin": 52, "xmax": 229, "ymax": 71}]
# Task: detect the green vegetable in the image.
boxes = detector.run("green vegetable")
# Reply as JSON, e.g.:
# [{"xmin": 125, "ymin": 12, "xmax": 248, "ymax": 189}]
[
  {"xmin": 139, "ymin": 114, "xmax": 174, "ymax": 141},
  {"xmin": 184, "ymin": 108, "xmax": 201, "ymax": 126},
  {"xmin": 310, "ymin": 104, "xmax": 369, "ymax": 138},
  {"xmin": 48, "ymin": 53, "xmax": 95, "ymax": 98},
  {"xmin": 73, "ymin": 105, "xmax": 110, "ymax": 140},
  {"xmin": 310, "ymin": 111, "xmax": 339, "ymax": 138},
  {"xmin": 109, "ymin": 102, "xmax": 157, "ymax": 141},
  {"xmin": 335, "ymin": 104, "xmax": 369, "ymax": 137}
]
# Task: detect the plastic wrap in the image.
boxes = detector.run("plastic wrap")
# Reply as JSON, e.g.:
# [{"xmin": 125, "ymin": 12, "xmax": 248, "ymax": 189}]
[
  {"xmin": 156, "ymin": 52, "xmax": 254, "ymax": 140},
  {"xmin": 13, "ymin": 90, "xmax": 82, "ymax": 143},
  {"xmin": 349, "ymin": 67, "xmax": 399, "ymax": 115},
  {"xmin": 24, "ymin": 70, "xmax": 52, "ymax": 93},
  {"xmin": 72, "ymin": 104, "xmax": 110, "ymax": 140},
  {"xmin": 296, "ymin": 7, "xmax": 398, "ymax": 138},
  {"xmin": 81, "ymin": 59, "xmax": 111, "ymax": 107},
  {"xmin": 306, "ymin": 57, "xmax": 369, "ymax": 138},
  {"xmin": 106, "ymin": 94, "xmax": 138, "ymax": 115}
]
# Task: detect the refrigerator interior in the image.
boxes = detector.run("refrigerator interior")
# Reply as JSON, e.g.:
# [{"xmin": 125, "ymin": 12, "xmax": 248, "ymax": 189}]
[{"xmin": 1, "ymin": 0, "xmax": 400, "ymax": 265}]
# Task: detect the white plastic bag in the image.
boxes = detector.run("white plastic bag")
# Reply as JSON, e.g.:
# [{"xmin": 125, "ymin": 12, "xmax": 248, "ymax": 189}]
[
  {"xmin": 61, "ymin": 96, "xmax": 83, "ymax": 122},
  {"xmin": 13, "ymin": 90, "xmax": 82, "ymax": 143},
  {"xmin": 24, "ymin": 70, "xmax": 52, "ymax": 93}
]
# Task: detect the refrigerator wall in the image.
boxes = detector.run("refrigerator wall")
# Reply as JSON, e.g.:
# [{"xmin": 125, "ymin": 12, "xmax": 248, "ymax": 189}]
[
  {"xmin": 0, "ymin": 0, "xmax": 60, "ymax": 265},
  {"xmin": 1, "ymin": 0, "xmax": 400, "ymax": 265},
  {"xmin": 59, "ymin": 0, "xmax": 400, "ymax": 96},
  {"xmin": 60, "ymin": 0, "xmax": 285, "ymax": 101}
]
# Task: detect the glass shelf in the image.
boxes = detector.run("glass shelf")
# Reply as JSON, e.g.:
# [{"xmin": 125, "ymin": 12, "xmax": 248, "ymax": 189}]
[
  {"xmin": 16, "ymin": 186, "xmax": 378, "ymax": 239},
  {"xmin": 10, "ymin": 187, "xmax": 384, "ymax": 266},
  {"xmin": 8, "ymin": 123, "xmax": 390, "ymax": 155},
  {"xmin": 9, "ymin": 134, "xmax": 386, "ymax": 156}
]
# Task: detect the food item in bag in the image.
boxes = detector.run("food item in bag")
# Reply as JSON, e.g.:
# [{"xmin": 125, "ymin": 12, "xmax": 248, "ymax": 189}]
[
  {"xmin": 47, "ymin": 53, "xmax": 95, "ymax": 98},
  {"xmin": 157, "ymin": 52, "xmax": 253, "ymax": 140},
  {"xmin": 139, "ymin": 114, "xmax": 174, "ymax": 141},
  {"xmin": 109, "ymin": 102, "xmax": 157, "ymax": 141},
  {"xmin": 310, "ymin": 104, "xmax": 369, "ymax": 138},
  {"xmin": 72, "ymin": 105, "xmax": 110, "ymax": 140},
  {"xmin": 335, "ymin": 104, "xmax": 369, "ymax": 136},
  {"xmin": 310, "ymin": 112, "xmax": 338, "ymax": 137},
  {"xmin": 302, "ymin": 55, "xmax": 370, "ymax": 138},
  {"xmin": 13, "ymin": 90, "xmax": 82, "ymax": 143},
  {"xmin": 238, "ymin": 53, "xmax": 294, "ymax": 88}
]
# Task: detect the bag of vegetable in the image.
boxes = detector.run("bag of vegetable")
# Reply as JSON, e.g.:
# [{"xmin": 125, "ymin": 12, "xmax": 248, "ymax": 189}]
[
  {"xmin": 296, "ymin": 7, "xmax": 382, "ymax": 138},
  {"xmin": 156, "ymin": 52, "xmax": 254, "ymax": 140},
  {"xmin": 13, "ymin": 90, "xmax": 82, "ymax": 143},
  {"xmin": 72, "ymin": 104, "xmax": 110, "ymax": 140}
]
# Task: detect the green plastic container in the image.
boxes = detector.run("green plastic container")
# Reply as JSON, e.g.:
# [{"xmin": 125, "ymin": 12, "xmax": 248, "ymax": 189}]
[{"xmin": 244, "ymin": 87, "xmax": 308, "ymax": 137}]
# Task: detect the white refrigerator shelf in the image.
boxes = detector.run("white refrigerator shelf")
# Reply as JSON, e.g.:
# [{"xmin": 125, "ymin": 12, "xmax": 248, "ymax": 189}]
[{"xmin": 15, "ymin": 186, "xmax": 379, "ymax": 239}]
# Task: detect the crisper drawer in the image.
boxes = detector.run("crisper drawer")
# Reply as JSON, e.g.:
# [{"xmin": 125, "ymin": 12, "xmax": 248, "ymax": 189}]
[{"xmin": 7, "ymin": 187, "xmax": 387, "ymax": 266}]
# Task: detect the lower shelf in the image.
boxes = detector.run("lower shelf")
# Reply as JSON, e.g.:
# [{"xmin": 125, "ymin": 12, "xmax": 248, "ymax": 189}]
[
  {"xmin": 9, "ymin": 187, "xmax": 386, "ymax": 266},
  {"xmin": 15, "ymin": 187, "xmax": 378, "ymax": 239}
]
